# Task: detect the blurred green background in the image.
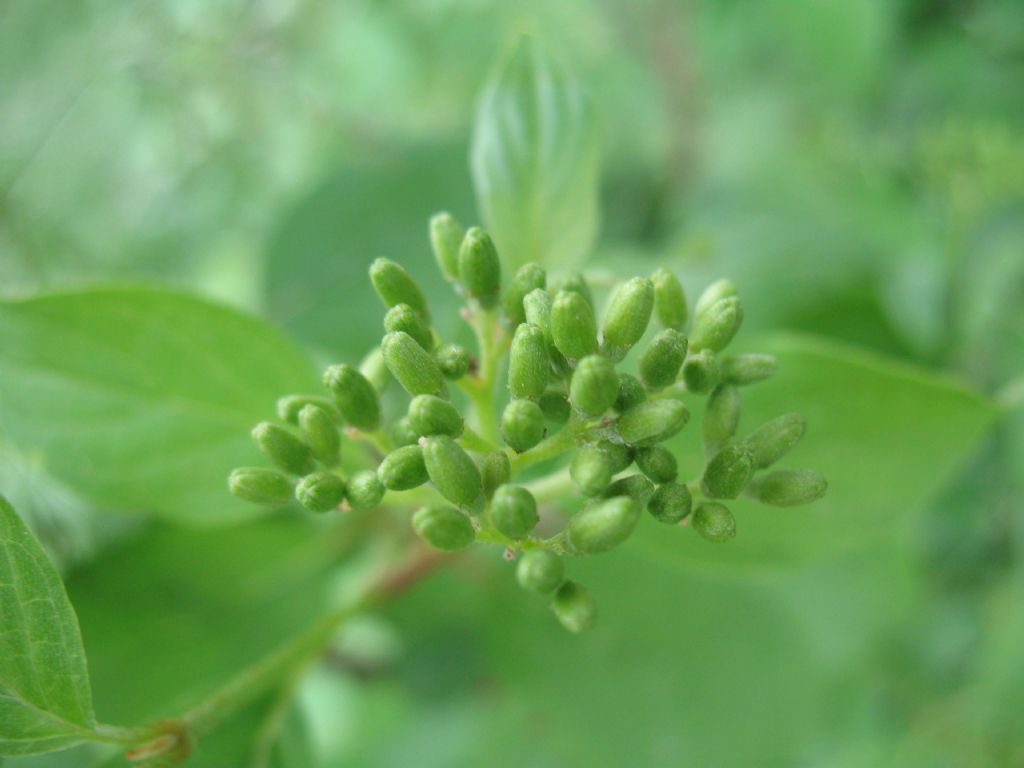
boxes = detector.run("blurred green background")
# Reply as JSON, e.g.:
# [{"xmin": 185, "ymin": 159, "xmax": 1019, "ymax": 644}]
[{"xmin": 1, "ymin": 0, "xmax": 1022, "ymax": 766}]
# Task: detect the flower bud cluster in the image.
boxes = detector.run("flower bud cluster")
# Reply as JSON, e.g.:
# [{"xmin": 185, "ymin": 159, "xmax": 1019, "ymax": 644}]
[{"xmin": 229, "ymin": 214, "xmax": 827, "ymax": 633}]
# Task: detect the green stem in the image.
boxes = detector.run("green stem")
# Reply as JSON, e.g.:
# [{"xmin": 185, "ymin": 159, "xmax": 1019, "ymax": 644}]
[
  {"xmin": 510, "ymin": 416, "xmax": 590, "ymax": 473},
  {"xmin": 461, "ymin": 306, "xmax": 506, "ymax": 445},
  {"xmin": 524, "ymin": 467, "xmax": 574, "ymax": 503},
  {"xmin": 460, "ymin": 424, "xmax": 500, "ymax": 453}
]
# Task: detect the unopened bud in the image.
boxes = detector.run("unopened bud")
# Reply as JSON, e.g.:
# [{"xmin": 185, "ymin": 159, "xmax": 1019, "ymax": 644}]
[
  {"xmin": 501, "ymin": 399, "xmax": 546, "ymax": 452},
  {"xmin": 635, "ymin": 446, "xmax": 678, "ymax": 484},
  {"xmin": 324, "ymin": 364, "xmax": 381, "ymax": 431},
  {"xmin": 601, "ymin": 277, "xmax": 654, "ymax": 361},
  {"xmin": 647, "ymin": 482, "xmax": 692, "ymax": 524},
  {"xmin": 516, "ymin": 549, "xmax": 564, "ymax": 594},
  {"xmin": 503, "ymin": 263, "xmax": 546, "ymax": 325},
  {"xmin": 389, "ymin": 417, "xmax": 419, "ymax": 447},
  {"xmin": 568, "ymin": 496, "xmax": 641, "ymax": 554},
  {"xmin": 369, "ymin": 257, "xmax": 429, "ymax": 320},
  {"xmin": 412, "ymin": 504, "xmax": 475, "ymax": 551},
  {"xmin": 435, "ymin": 343, "xmax": 470, "ymax": 380},
  {"xmin": 554, "ymin": 272, "xmax": 594, "ymax": 307},
  {"xmin": 251, "ymin": 422, "xmax": 313, "ymax": 475},
  {"xmin": 570, "ymin": 445, "xmax": 613, "ymax": 497},
  {"xmin": 598, "ymin": 440, "xmax": 635, "ymax": 473},
  {"xmin": 681, "ymin": 350, "xmax": 719, "ymax": 394},
  {"xmin": 384, "ymin": 303, "xmax": 433, "ymax": 351},
  {"xmin": 614, "ymin": 373, "xmax": 646, "ymax": 414},
  {"xmin": 617, "ymin": 399, "xmax": 690, "ymax": 446},
  {"xmin": 746, "ymin": 468, "xmax": 827, "ymax": 506},
  {"xmin": 458, "ymin": 227, "xmax": 501, "ymax": 308},
  {"xmin": 639, "ymin": 329, "xmax": 688, "ymax": 390},
  {"xmin": 551, "ymin": 581, "xmax": 596, "ymax": 634},
  {"xmin": 742, "ymin": 413, "xmax": 806, "ymax": 469},
  {"xmin": 692, "ymin": 502, "xmax": 736, "ymax": 543},
  {"xmin": 408, "ymin": 394, "xmax": 464, "ymax": 438},
  {"xmin": 603, "ymin": 474, "xmax": 655, "ymax": 506},
  {"xmin": 651, "ymin": 267, "xmax": 688, "ymax": 330},
  {"xmin": 690, "ymin": 297, "xmax": 743, "ymax": 353},
  {"xmin": 569, "ymin": 354, "xmax": 618, "ymax": 417},
  {"xmin": 382, "ymin": 331, "xmax": 446, "ymax": 398},
  {"xmin": 229, "ymin": 467, "xmax": 293, "ymax": 506},
  {"xmin": 721, "ymin": 354, "xmax": 777, "ymax": 386},
  {"xmin": 702, "ymin": 385, "xmax": 740, "ymax": 456},
  {"xmin": 298, "ymin": 404, "xmax": 341, "ymax": 464},
  {"xmin": 378, "ymin": 445, "xmax": 428, "ymax": 491},
  {"xmin": 422, "ymin": 435, "xmax": 482, "ymax": 507},
  {"xmin": 693, "ymin": 279, "xmax": 736, "ymax": 320},
  {"xmin": 346, "ymin": 470, "xmax": 384, "ymax": 510},
  {"xmin": 508, "ymin": 323, "xmax": 550, "ymax": 400},
  {"xmin": 551, "ymin": 290, "xmax": 598, "ymax": 360},
  {"xmin": 359, "ymin": 347, "xmax": 391, "ymax": 393},
  {"xmin": 491, "ymin": 484, "xmax": 538, "ymax": 539},
  {"xmin": 430, "ymin": 212, "xmax": 463, "ymax": 282},
  {"xmin": 538, "ymin": 390, "xmax": 571, "ymax": 423},
  {"xmin": 480, "ymin": 450, "xmax": 511, "ymax": 501},
  {"xmin": 701, "ymin": 443, "xmax": 755, "ymax": 499},
  {"xmin": 276, "ymin": 394, "xmax": 338, "ymax": 425},
  {"xmin": 295, "ymin": 471, "xmax": 346, "ymax": 513}
]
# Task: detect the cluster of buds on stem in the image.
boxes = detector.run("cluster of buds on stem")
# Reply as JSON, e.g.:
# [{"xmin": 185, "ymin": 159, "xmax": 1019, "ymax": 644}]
[{"xmin": 229, "ymin": 214, "xmax": 827, "ymax": 633}]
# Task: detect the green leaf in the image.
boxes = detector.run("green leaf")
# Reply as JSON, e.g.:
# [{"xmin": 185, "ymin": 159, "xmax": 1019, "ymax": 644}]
[
  {"xmin": 0, "ymin": 496, "xmax": 96, "ymax": 756},
  {"xmin": 646, "ymin": 333, "xmax": 1000, "ymax": 569},
  {"xmin": 0, "ymin": 286, "xmax": 318, "ymax": 525},
  {"xmin": 470, "ymin": 36, "xmax": 600, "ymax": 271}
]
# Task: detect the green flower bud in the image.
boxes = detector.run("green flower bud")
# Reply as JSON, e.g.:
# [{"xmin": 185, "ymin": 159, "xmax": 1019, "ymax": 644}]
[
  {"xmin": 524, "ymin": 288, "xmax": 571, "ymax": 375},
  {"xmin": 458, "ymin": 227, "xmax": 501, "ymax": 308},
  {"xmin": 503, "ymin": 262, "xmax": 546, "ymax": 325},
  {"xmin": 603, "ymin": 474, "xmax": 656, "ymax": 506},
  {"xmin": 324, "ymin": 364, "xmax": 381, "ymax": 431},
  {"xmin": 480, "ymin": 450, "xmax": 511, "ymax": 501},
  {"xmin": 569, "ymin": 355, "xmax": 619, "ymax": 417},
  {"xmin": 701, "ymin": 443, "xmax": 755, "ymax": 499},
  {"xmin": 742, "ymin": 413, "xmax": 806, "ymax": 469},
  {"xmin": 346, "ymin": 470, "xmax": 384, "ymax": 511},
  {"xmin": 567, "ymin": 496, "xmax": 641, "ymax": 554},
  {"xmin": 639, "ymin": 329, "xmax": 688, "ymax": 390},
  {"xmin": 491, "ymin": 484, "xmax": 538, "ymax": 539},
  {"xmin": 435, "ymin": 343, "xmax": 470, "ymax": 380},
  {"xmin": 617, "ymin": 399, "xmax": 690, "ymax": 446},
  {"xmin": 598, "ymin": 440, "xmax": 635, "ymax": 473},
  {"xmin": 295, "ymin": 471, "xmax": 346, "ymax": 513},
  {"xmin": 702, "ymin": 385, "xmax": 740, "ymax": 456},
  {"xmin": 635, "ymin": 446, "xmax": 678, "ymax": 484},
  {"xmin": 251, "ymin": 422, "xmax": 313, "ymax": 475},
  {"xmin": 298, "ymin": 404, "xmax": 340, "ymax": 464},
  {"xmin": 693, "ymin": 279, "xmax": 736, "ymax": 320},
  {"xmin": 501, "ymin": 399, "xmax": 546, "ymax": 452},
  {"xmin": 651, "ymin": 267, "xmax": 688, "ymax": 330},
  {"xmin": 508, "ymin": 323, "xmax": 550, "ymax": 400},
  {"xmin": 613, "ymin": 373, "xmax": 646, "ymax": 414},
  {"xmin": 408, "ymin": 394, "xmax": 464, "ymax": 438},
  {"xmin": 647, "ymin": 482, "xmax": 692, "ymax": 524},
  {"xmin": 538, "ymin": 390, "xmax": 571, "ymax": 423},
  {"xmin": 411, "ymin": 504, "xmax": 475, "ymax": 551},
  {"xmin": 681, "ymin": 350, "xmax": 720, "ymax": 394},
  {"xmin": 721, "ymin": 354, "xmax": 777, "ymax": 386},
  {"xmin": 382, "ymin": 331, "xmax": 446, "ymax": 398},
  {"xmin": 384, "ymin": 303, "xmax": 433, "ymax": 351},
  {"xmin": 570, "ymin": 445, "xmax": 613, "ymax": 497},
  {"xmin": 746, "ymin": 469, "xmax": 827, "ymax": 506},
  {"xmin": 690, "ymin": 297, "xmax": 743, "ymax": 353},
  {"xmin": 369, "ymin": 257, "xmax": 429, "ymax": 319},
  {"xmin": 551, "ymin": 581, "xmax": 596, "ymax": 634},
  {"xmin": 422, "ymin": 435, "xmax": 482, "ymax": 507},
  {"xmin": 516, "ymin": 549, "xmax": 564, "ymax": 594},
  {"xmin": 359, "ymin": 347, "xmax": 391, "ymax": 393},
  {"xmin": 551, "ymin": 290, "xmax": 598, "ymax": 360},
  {"xmin": 429, "ymin": 211, "xmax": 463, "ymax": 282},
  {"xmin": 554, "ymin": 271, "xmax": 594, "ymax": 307},
  {"xmin": 276, "ymin": 395, "xmax": 338, "ymax": 425},
  {"xmin": 378, "ymin": 445, "xmax": 428, "ymax": 491},
  {"xmin": 601, "ymin": 277, "xmax": 654, "ymax": 361},
  {"xmin": 692, "ymin": 502, "xmax": 736, "ymax": 543},
  {"xmin": 390, "ymin": 417, "xmax": 419, "ymax": 447},
  {"xmin": 228, "ymin": 467, "xmax": 293, "ymax": 506}
]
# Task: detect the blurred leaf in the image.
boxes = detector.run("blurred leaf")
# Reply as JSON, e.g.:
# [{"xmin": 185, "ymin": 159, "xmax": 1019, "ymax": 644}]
[
  {"xmin": 471, "ymin": 36, "xmax": 600, "ymax": 271},
  {"xmin": 0, "ymin": 496, "xmax": 95, "ymax": 756},
  {"xmin": 0, "ymin": 286, "xmax": 317, "ymax": 526}
]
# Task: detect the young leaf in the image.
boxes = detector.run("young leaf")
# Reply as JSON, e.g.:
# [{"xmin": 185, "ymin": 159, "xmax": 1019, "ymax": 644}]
[
  {"xmin": 0, "ymin": 287, "xmax": 319, "ymax": 525},
  {"xmin": 0, "ymin": 496, "xmax": 97, "ymax": 755},
  {"xmin": 470, "ymin": 35, "xmax": 600, "ymax": 271}
]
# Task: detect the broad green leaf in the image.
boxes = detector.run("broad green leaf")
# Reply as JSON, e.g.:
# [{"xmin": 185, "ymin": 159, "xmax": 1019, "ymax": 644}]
[
  {"xmin": 470, "ymin": 36, "xmax": 600, "ymax": 271},
  {"xmin": 0, "ymin": 496, "xmax": 96, "ymax": 756},
  {"xmin": 0, "ymin": 286, "xmax": 318, "ymax": 525}
]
